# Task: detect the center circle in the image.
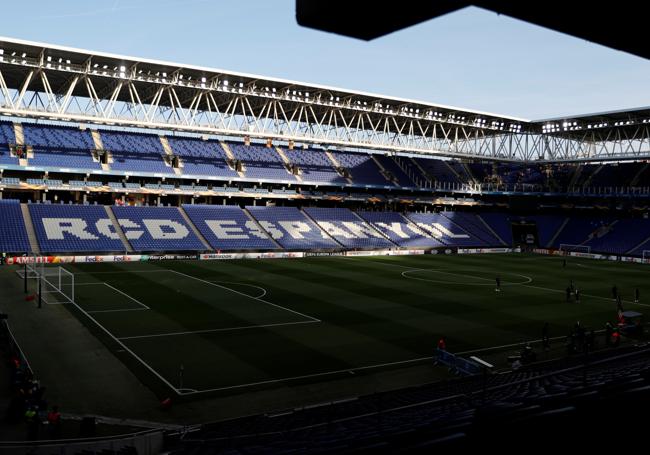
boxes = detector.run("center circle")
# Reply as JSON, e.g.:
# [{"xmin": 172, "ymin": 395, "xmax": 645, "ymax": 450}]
[{"xmin": 402, "ymin": 269, "xmax": 532, "ymax": 286}]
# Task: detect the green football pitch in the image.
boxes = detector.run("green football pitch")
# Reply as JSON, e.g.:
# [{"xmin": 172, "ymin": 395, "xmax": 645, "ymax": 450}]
[{"xmin": 43, "ymin": 253, "xmax": 650, "ymax": 397}]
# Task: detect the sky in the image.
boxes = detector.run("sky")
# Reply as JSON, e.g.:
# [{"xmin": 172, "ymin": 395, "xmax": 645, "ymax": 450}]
[{"xmin": 2, "ymin": 0, "xmax": 649, "ymax": 120}]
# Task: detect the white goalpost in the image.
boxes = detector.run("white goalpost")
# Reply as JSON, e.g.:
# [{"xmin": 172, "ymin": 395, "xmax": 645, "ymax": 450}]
[
  {"xmin": 38, "ymin": 266, "xmax": 75, "ymax": 305},
  {"xmin": 559, "ymin": 244, "xmax": 591, "ymax": 254},
  {"xmin": 20, "ymin": 255, "xmax": 76, "ymax": 305}
]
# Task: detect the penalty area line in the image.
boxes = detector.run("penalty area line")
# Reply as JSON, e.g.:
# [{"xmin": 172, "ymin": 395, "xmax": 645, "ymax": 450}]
[{"xmin": 118, "ymin": 320, "xmax": 320, "ymax": 340}]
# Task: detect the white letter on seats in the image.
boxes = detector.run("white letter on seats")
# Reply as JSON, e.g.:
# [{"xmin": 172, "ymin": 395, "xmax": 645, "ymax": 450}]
[
  {"xmin": 244, "ymin": 221, "xmax": 270, "ymax": 239},
  {"xmin": 119, "ymin": 219, "xmax": 144, "ymax": 240},
  {"xmin": 95, "ymin": 219, "xmax": 120, "ymax": 239},
  {"xmin": 278, "ymin": 221, "xmax": 311, "ymax": 239},
  {"xmin": 341, "ymin": 221, "xmax": 383, "ymax": 238},
  {"xmin": 258, "ymin": 221, "xmax": 283, "ymax": 239},
  {"xmin": 376, "ymin": 222, "xmax": 410, "ymax": 239},
  {"xmin": 42, "ymin": 218, "xmax": 98, "ymax": 240},
  {"xmin": 206, "ymin": 220, "xmax": 249, "ymax": 239},
  {"xmin": 318, "ymin": 221, "xmax": 355, "ymax": 239},
  {"xmin": 142, "ymin": 219, "xmax": 189, "ymax": 239}
]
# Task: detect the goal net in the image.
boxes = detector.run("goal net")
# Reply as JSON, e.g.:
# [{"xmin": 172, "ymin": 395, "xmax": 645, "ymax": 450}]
[
  {"xmin": 39, "ymin": 266, "xmax": 75, "ymax": 305},
  {"xmin": 559, "ymin": 244, "xmax": 591, "ymax": 254},
  {"xmin": 643, "ymin": 250, "xmax": 650, "ymax": 261},
  {"xmin": 21, "ymin": 256, "xmax": 75, "ymax": 305}
]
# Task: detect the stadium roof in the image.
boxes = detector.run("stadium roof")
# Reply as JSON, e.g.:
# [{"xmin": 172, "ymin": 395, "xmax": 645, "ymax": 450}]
[
  {"xmin": 1, "ymin": 36, "xmax": 649, "ymax": 162},
  {"xmin": 0, "ymin": 35, "xmax": 526, "ymax": 124}
]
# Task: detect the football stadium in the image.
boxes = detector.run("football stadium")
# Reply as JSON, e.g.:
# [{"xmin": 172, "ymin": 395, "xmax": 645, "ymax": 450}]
[{"xmin": 2, "ymin": 3, "xmax": 650, "ymax": 453}]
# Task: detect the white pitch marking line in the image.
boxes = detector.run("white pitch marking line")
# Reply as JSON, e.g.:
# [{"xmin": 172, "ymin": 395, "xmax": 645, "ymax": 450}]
[
  {"xmin": 118, "ymin": 320, "xmax": 320, "ymax": 340},
  {"xmin": 401, "ymin": 269, "xmax": 532, "ymax": 286},
  {"xmin": 178, "ymin": 327, "xmax": 616, "ymax": 395},
  {"xmin": 102, "ymin": 282, "xmax": 150, "ymax": 309},
  {"xmin": 207, "ymin": 280, "xmax": 267, "ymax": 299},
  {"xmin": 178, "ymin": 355, "xmax": 434, "ymax": 395},
  {"xmin": 169, "ymin": 269, "xmax": 320, "ymax": 323},
  {"xmin": 47, "ymin": 288, "xmax": 182, "ymax": 395},
  {"xmin": 88, "ymin": 308, "xmax": 149, "ymax": 314},
  {"xmin": 64, "ymin": 270, "xmax": 170, "ymax": 274}
]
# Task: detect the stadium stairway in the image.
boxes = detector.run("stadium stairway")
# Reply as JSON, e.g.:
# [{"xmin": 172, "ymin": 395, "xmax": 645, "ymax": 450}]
[
  {"xmin": 275, "ymin": 146, "xmax": 304, "ymax": 183},
  {"xmin": 300, "ymin": 208, "xmax": 347, "ymax": 248},
  {"xmin": 178, "ymin": 206, "xmax": 213, "ymax": 251},
  {"xmin": 160, "ymin": 136, "xmax": 183, "ymax": 176},
  {"xmin": 476, "ymin": 214, "xmax": 507, "ymax": 246},
  {"xmin": 324, "ymin": 150, "xmax": 354, "ymax": 185},
  {"xmin": 241, "ymin": 207, "xmax": 284, "ymax": 249},
  {"xmin": 20, "ymin": 203, "xmax": 40, "ymax": 254},
  {"xmin": 443, "ymin": 160, "xmax": 466, "ymax": 184},
  {"xmin": 630, "ymin": 163, "xmax": 650, "ymax": 186},
  {"xmin": 408, "ymin": 157, "xmax": 432, "ymax": 184},
  {"xmin": 459, "ymin": 161, "xmax": 477, "ymax": 184},
  {"xmin": 626, "ymin": 232, "xmax": 650, "ymax": 256},
  {"xmin": 218, "ymin": 141, "xmax": 246, "ymax": 178},
  {"xmin": 546, "ymin": 217, "xmax": 569, "ymax": 248},
  {"xmin": 105, "ymin": 206, "xmax": 134, "ymax": 252},
  {"xmin": 370, "ymin": 154, "xmax": 399, "ymax": 186}
]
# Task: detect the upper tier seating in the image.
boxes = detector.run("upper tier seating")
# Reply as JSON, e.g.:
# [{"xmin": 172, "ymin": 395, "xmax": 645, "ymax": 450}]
[
  {"xmin": 100, "ymin": 130, "xmax": 173, "ymax": 174},
  {"xmin": 283, "ymin": 148, "xmax": 347, "ymax": 185},
  {"xmin": 228, "ymin": 142, "xmax": 296, "ymax": 182},
  {"xmin": 331, "ymin": 151, "xmax": 389, "ymax": 187},
  {"xmin": 167, "ymin": 137, "xmax": 238, "ymax": 178}
]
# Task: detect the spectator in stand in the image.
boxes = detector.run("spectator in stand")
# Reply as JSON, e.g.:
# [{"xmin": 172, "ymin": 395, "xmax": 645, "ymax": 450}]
[
  {"xmin": 25, "ymin": 405, "xmax": 39, "ymax": 440},
  {"xmin": 437, "ymin": 336, "xmax": 447, "ymax": 351},
  {"xmin": 47, "ymin": 405, "xmax": 62, "ymax": 439},
  {"xmin": 605, "ymin": 322, "xmax": 613, "ymax": 346}
]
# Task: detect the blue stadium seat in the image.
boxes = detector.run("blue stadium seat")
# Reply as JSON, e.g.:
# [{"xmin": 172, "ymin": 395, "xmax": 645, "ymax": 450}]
[
  {"xmin": 182, "ymin": 205, "xmax": 277, "ymax": 250},
  {"xmin": 111, "ymin": 205, "xmax": 206, "ymax": 251},
  {"xmin": 29, "ymin": 204, "xmax": 125, "ymax": 252},
  {"xmin": 0, "ymin": 200, "xmax": 31, "ymax": 253}
]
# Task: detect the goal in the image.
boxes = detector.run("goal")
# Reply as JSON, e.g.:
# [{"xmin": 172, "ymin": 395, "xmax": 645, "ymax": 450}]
[
  {"xmin": 642, "ymin": 250, "xmax": 650, "ymax": 261},
  {"xmin": 24, "ymin": 257, "xmax": 75, "ymax": 305},
  {"xmin": 559, "ymin": 244, "xmax": 591, "ymax": 255}
]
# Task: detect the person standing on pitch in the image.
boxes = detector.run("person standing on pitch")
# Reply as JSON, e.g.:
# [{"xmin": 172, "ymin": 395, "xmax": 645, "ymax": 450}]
[
  {"xmin": 495, "ymin": 275, "xmax": 501, "ymax": 292},
  {"xmin": 616, "ymin": 293, "xmax": 624, "ymax": 313},
  {"xmin": 562, "ymin": 258, "xmax": 567, "ymax": 268},
  {"xmin": 566, "ymin": 286, "xmax": 572, "ymax": 302},
  {"xmin": 575, "ymin": 288, "xmax": 581, "ymax": 303},
  {"xmin": 635, "ymin": 288, "xmax": 640, "ymax": 303},
  {"xmin": 542, "ymin": 322, "xmax": 550, "ymax": 350},
  {"xmin": 612, "ymin": 285, "xmax": 618, "ymax": 301}
]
